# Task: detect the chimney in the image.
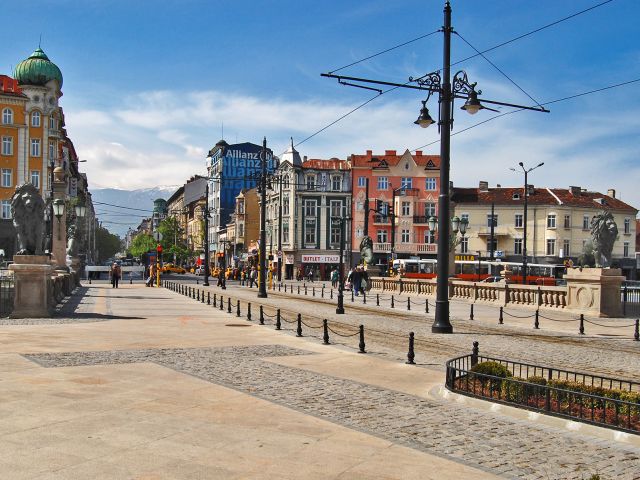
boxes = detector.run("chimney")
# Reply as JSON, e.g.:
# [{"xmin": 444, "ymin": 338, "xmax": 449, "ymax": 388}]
[
  {"xmin": 569, "ymin": 186, "xmax": 581, "ymax": 195},
  {"xmin": 303, "ymin": 155, "xmax": 307, "ymax": 162},
  {"xmin": 385, "ymin": 150, "xmax": 396, "ymax": 156},
  {"xmin": 479, "ymin": 181, "xmax": 489, "ymax": 192},
  {"xmin": 415, "ymin": 150, "xmax": 422, "ymax": 156},
  {"xmin": 607, "ymin": 188, "xmax": 616, "ymax": 198},
  {"xmin": 496, "ymin": 184, "xmax": 501, "ymax": 188},
  {"xmin": 366, "ymin": 150, "xmax": 372, "ymax": 156}
]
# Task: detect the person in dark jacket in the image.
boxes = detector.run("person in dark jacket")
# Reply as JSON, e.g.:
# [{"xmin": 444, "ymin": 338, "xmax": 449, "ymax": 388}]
[{"xmin": 351, "ymin": 266, "xmax": 362, "ymax": 296}]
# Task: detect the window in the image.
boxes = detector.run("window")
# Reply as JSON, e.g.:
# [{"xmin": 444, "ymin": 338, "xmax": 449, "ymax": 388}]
[
  {"xmin": 546, "ymin": 239, "xmax": 556, "ymax": 256},
  {"xmin": 547, "ymin": 214, "xmax": 556, "ymax": 228},
  {"xmin": 31, "ymin": 139, "xmax": 41, "ymax": 157},
  {"xmin": 514, "ymin": 238, "xmax": 523, "ymax": 255},
  {"xmin": 487, "ymin": 238, "xmax": 498, "ymax": 253},
  {"xmin": 425, "ymin": 202, "xmax": 436, "ymax": 217},
  {"xmin": 305, "ymin": 175, "xmax": 316, "ymax": 190},
  {"xmin": 330, "ymin": 222, "xmax": 341, "ymax": 246},
  {"xmin": 459, "ymin": 237, "xmax": 469, "ymax": 254},
  {"xmin": 304, "ymin": 218, "xmax": 316, "ymax": 245},
  {"xmin": 357, "ymin": 176, "xmax": 366, "ymax": 187},
  {"xmin": 377, "ymin": 176, "xmax": 388, "ymax": 190},
  {"xmin": 379, "ymin": 202, "xmax": 388, "ymax": 216},
  {"xmin": 330, "ymin": 200, "xmax": 342, "ymax": 218},
  {"xmin": 283, "ymin": 221, "xmax": 289, "ymax": 243},
  {"xmin": 487, "ymin": 214, "xmax": 498, "ymax": 227},
  {"xmin": 31, "ymin": 111, "xmax": 41, "ymax": 127},
  {"xmin": 401, "ymin": 201, "xmax": 410, "ymax": 216},
  {"xmin": 304, "ymin": 200, "xmax": 316, "ymax": 217},
  {"xmin": 424, "ymin": 230, "xmax": 435, "ymax": 244},
  {"xmin": 563, "ymin": 215, "xmax": 570, "ymax": 228},
  {"xmin": 1, "ymin": 108, "xmax": 12, "ymax": 125},
  {"xmin": 515, "ymin": 214, "xmax": 523, "ymax": 228},
  {"xmin": 563, "ymin": 239, "xmax": 570, "ymax": 257},
  {"xmin": 624, "ymin": 242, "xmax": 630, "ymax": 257},
  {"xmin": 425, "ymin": 177, "xmax": 436, "ymax": 190},
  {"xmin": 583, "ymin": 215, "xmax": 590, "ymax": 230},
  {"xmin": 1, "ymin": 169, "xmax": 12, "ymax": 187},
  {"xmin": 1, "ymin": 137, "xmax": 12, "ymax": 156},
  {"xmin": 49, "ymin": 142, "xmax": 55, "ymax": 160},
  {"xmin": 0, "ymin": 200, "xmax": 10, "ymax": 219},
  {"xmin": 624, "ymin": 218, "xmax": 631, "ymax": 234},
  {"xmin": 283, "ymin": 176, "xmax": 290, "ymax": 189},
  {"xmin": 401, "ymin": 177, "xmax": 412, "ymax": 189},
  {"xmin": 283, "ymin": 197, "xmax": 289, "ymax": 215},
  {"xmin": 401, "ymin": 229, "xmax": 410, "ymax": 243},
  {"xmin": 49, "ymin": 116, "xmax": 56, "ymax": 129},
  {"xmin": 30, "ymin": 171, "xmax": 40, "ymax": 188},
  {"xmin": 377, "ymin": 230, "xmax": 387, "ymax": 243},
  {"xmin": 331, "ymin": 176, "xmax": 342, "ymax": 191}
]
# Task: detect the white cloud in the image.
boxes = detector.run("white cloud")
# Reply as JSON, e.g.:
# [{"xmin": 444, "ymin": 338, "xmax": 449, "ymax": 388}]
[{"xmin": 64, "ymin": 86, "xmax": 640, "ymax": 213}]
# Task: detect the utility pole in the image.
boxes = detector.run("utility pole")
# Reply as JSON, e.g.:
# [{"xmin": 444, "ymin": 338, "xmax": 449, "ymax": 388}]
[
  {"xmin": 489, "ymin": 202, "xmax": 495, "ymax": 260},
  {"xmin": 258, "ymin": 137, "xmax": 268, "ymax": 298},
  {"xmin": 277, "ymin": 174, "xmax": 283, "ymax": 282},
  {"xmin": 203, "ymin": 182, "xmax": 210, "ymax": 287},
  {"xmin": 364, "ymin": 178, "xmax": 369, "ymax": 238}
]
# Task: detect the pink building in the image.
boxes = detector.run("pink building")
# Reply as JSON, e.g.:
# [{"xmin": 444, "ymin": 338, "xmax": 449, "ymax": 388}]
[{"xmin": 350, "ymin": 149, "xmax": 441, "ymax": 274}]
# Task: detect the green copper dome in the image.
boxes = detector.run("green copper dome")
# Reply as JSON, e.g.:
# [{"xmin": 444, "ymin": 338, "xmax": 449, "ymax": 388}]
[{"xmin": 13, "ymin": 48, "xmax": 63, "ymax": 88}]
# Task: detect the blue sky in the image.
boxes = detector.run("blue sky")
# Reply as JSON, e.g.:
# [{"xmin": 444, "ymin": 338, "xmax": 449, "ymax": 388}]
[{"xmin": 2, "ymin": 0, "xmax": 639, "ymax": 213}]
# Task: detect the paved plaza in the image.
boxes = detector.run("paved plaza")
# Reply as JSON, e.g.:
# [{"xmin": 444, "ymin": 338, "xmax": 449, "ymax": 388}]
[{"xmin": 0, "ymin": 281, "xmax": 639, "ymax": 479}]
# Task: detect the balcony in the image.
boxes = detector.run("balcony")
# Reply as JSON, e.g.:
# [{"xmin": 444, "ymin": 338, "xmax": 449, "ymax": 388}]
[
  {"xmin": 373, "ymin": 243, "xmax": 437, "ymax": 254},
  {"xmin": 413, "ymin": 215, "xmax": 433, "ymax": 224},
  {"xmin": 373, "ymin": 215, "xmax": 390, "ymax": 224}
]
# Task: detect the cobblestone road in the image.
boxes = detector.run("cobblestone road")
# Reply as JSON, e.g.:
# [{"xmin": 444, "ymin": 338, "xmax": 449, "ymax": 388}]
[{"xmin": 25, "ymin": 345, "xmax": 640, "ymax": 480}]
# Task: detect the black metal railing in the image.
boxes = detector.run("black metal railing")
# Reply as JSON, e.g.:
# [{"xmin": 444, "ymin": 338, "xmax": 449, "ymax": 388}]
[
  {"xmin": 0, "ymin": 271, "xmax": 14, "ymax": 317},
  {"xmin": 622, "ymin": 282, "xmax": 640, "ymax": 317},
  {"xmin": 412, "ymin": 215, "xmax": 432, "ymax": 224},
  {"xmin": 373, "ymin": 214, "xmax": 390, "ymax": 224},
  {"xmin": 446, "ymin": 351, "xmax": 640, "ymax": 434}
]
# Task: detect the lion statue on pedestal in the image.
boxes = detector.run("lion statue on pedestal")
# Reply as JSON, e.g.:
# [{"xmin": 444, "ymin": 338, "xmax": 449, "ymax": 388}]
[
  {"xmin": 359, "ymin": 236, "xmax": 374, "ymax": 265},
  {"xmin": 11, "ymin": 183, "xmax": 45, "ymax": 255},
  {"xmin": 590, "ymin": 210, "xmax": 618, "ymax": 267}
]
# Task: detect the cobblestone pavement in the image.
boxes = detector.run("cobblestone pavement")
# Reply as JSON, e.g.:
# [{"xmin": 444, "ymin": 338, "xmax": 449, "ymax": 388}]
[
  {"xmin": 25, "ymin": 345, "xmax": 640, "ymax": 480},
  {"xmin": 171, "ymin": 281, "xmax": 640, "ymax": 381}
]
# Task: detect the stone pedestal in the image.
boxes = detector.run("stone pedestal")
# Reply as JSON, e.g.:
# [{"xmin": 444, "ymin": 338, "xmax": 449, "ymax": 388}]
[
  {"xmin": 564, "ymin": 268, "xmax": 624, "ymax": 317},
  {"xmin": 9, "ymin": 255, "xmax": 54, "ymax": 318},
  {"xmin": 70, "ymin": 257, "xmax": 82, "ymax": 287}
]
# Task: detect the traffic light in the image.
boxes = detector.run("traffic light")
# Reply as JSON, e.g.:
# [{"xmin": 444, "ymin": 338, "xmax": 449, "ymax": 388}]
[
  {"xmin": 375, "ymin": 199, "xmax": 383, "ymax": 213},
  {"xmin": 388, "ymin": 202, "xmax": 394, "ymax": 218}
]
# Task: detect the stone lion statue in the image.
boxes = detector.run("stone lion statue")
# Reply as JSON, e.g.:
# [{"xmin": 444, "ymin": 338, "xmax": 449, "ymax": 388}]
[
  {"xmin": 359, "ymin": 235, "xmax": 374, "ymax": 265},
  {"xmin": 66, "ymin": 224, "xmax": 78, "ymax": 257},
  {"xmin": 11, "ymin": 183, "xmax": 45, "ymax": 255},
  {"xmin": 590, "ymin": 210, "xmax": 618, "ymax": 267}
]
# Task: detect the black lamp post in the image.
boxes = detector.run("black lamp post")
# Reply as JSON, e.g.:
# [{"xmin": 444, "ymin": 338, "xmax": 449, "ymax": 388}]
[
  {"xmin": 202, "ymin": 183, "xmax": 211, "ymax": 287},
  {"xmin": 53, "ymin": 199, "xmax": 65, "ymax": 240},
  {"xmin": 332, "ymin": 216, "xmax": 349, "ymax": 314},
  {"xmin": 510, "ymin": 161, "xmax": 544, "ymax": 284},
  {"xmin": 258, "ymin": 137, "xmax": 268, "ymax": 298},
  {"xmin": 322, "ymin": 1, "xmax": 548, "ymax": 333}
]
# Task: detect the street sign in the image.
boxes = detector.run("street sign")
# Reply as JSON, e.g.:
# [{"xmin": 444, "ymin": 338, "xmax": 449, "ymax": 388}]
[
  {"xmin": 277, "ymin": 250, "xmax": 282, "ymax": 258},
  {"xmin": 153, "ymin": 231, "xmax": 163, "ymax": 241}
]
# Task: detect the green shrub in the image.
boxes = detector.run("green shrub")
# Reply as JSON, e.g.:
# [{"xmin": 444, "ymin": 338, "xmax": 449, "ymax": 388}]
[
  {"xmin": 501, "ymin": 377, "xmax": 526, "ymax": 402},
  {"xmin": 527, "ymin": 375, "xmax": 547, "ymax": 386},
  {"xmin": 470, "ymin": 361, "xmax": 512, "ymax": 378}
]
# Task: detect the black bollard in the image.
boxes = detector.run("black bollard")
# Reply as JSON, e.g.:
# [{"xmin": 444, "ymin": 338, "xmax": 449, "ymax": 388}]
[
  {"xmin": 236, "ymin": 300, "xmax": 241, "ymax": 317},
  {"xmin": 260, "ymin": 306, "xmax": 264, "ymax": 325},
  {"xmin": 406, "ymin": 332, "xmax": 415, "ymax": 365},
  {"xmin": 363, "ymin": 291, "xmax": 366, "ymax": 304},
  {"xmin": 312, "ymin": 287, "xmax": 315, "ymax": 297},
  {"xmin": 376, "ymin": 294, "xmax": 379, "ymax": 306},
  {"xmin": 323, "ymin": 319, "xmax": 330, "ymax": 345},
  {"xmin": 296, "ymin": 314, "xmax": 302, "ymax": 337},
  {"xmin": 207, "ymin": 292, "xmax": 210, "ymax": 305},
  {"xmin": 635, "ymin": 319, "xmax": 639, "ymax": 341},
  {"xmin": 407, "ymin": 297, "xmax": 411, "ymax": 311},
  {"xmin": 130, "ymin": 275, "xmax": 133, "ymax": 285},
  {"xmin": 358, "ymin": 325, "xmax": 366, "ymax": 354},
  {"xmin": 425, "ymin": 299, "xmax": 429, "ymax": 314},
  {"xmin": 330, "ymin": 289, "xmax": 333, "ymax": 300},
  {"xmin": 276, "ymin": 309, "xmax": 281, "ymax": 330},
  {"xmin": 278, "ymin": 283, "xmax": 281, "ymax": 292},
  {"xmin": 89, "ymin": 276, "xmax": 92, "ymax": 285},
  {"xmin": 297, "ymin": 285, "xmax": 300, "ymax": 295},
  {"xmin": 247, "ymin": 303, "xmax": 252, "ymax": 321},
  {"xmin": 196, "ymin": 279, "xmax": 199, "ymax": 285},
  {"xmin": 321, "ymin": 286, "xmax": 324, "ymax": 298},
  {"xmin": 227, "ymin": 298, "xmax": 231, "ymax": 314},
  {"xmin": 219, "ymin": 296, "xmax": 224, "ymax": 311},
  {"xmin": 470, "ymin": 303, "xmax": 474, "ymax": 320},
  {"xmin": 534, "ymin": 310, "xmax": 540, "ymax": 329},
  {"xmin": 305, "ymin": 286, "xmax": 308, "ymax": 296},
  {"xmin": 213, "ymin": 293, "xmax": 217, "ymax": 307},
  {"xmin": 499, "ymin": 306, "xmax": 504, "ymax": 324},
  {"xmin": 391, "ymin": 295, "xmax": 395, "ymax": 309},
  {"xmin": 579, "ymin": 314, "xmax": 585, "ymax": 335},
  {"xmin": 351, "ymin": 290, "xmax": 354, "ymax": 302},
  {"xmin": 201, "ymin": 291, "xmax": 205, "ymax": 303},
  {"xmin": 471, "ymin": 341, "xmax": 479, "ymax": 367}
]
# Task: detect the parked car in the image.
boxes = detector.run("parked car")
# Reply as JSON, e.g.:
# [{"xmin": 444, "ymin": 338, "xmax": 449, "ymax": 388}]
[{"xmin": 480, "ymin": 276, "xmax": 504, "ymax": 283}]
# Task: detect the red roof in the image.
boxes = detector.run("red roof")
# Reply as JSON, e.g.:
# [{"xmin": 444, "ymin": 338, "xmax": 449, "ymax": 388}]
[
  {"xmin": 349, "ymin": 149, "xmax": 440, "ymax": 169},
  {"xmin": 0, "ymin": 75, "xmax": 25, "ymax": 97},
  {"xmin": 452, "ymin": 186, "xmax": 637, "ymax": 213},
  {"xmin": 302, "ymin": 158, "xmax": 349, "ymax": 170}
]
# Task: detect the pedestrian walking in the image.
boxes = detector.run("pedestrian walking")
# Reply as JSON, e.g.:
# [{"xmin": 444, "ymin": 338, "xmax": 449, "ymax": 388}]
[
  {"xmin": 352, "ymin": 266, "xmax": 363, "ymax": 296},
  {"xmin": 249, "ymin": 266, "xmax": 257, "ymax": 287},
  {"xmin": 307, "ymin": 266, "xmax": 314, "ymax": 283},
  {"xmin": 145, "ymin": 264, "xmax": 156, "ymax": 287},
  {"xmin": 330, "ymin": 267, "xmax": 339, "ymax": 288},
  {"xmin": 110, "ymin": 262, "xmax": 122, "ymax": 289}
]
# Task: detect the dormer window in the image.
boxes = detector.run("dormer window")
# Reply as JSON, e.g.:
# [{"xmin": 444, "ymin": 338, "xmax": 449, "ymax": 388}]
[
  {"xmin": 512, "ymin": 192, "xmax": 521, "ymax": 200},
  {"xmin": 331, "ymin": 175, "xmax": 341, "ymax": 191},
  {"xmin": 306, "ymin": 174, "xmax": 316, "ymax": 190}
]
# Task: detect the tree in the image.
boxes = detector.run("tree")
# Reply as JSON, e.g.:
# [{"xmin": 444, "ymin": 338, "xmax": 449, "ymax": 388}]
[
  {"xmin": 95, "ymin": 225, "xmax": 122, "ymax": 263},
  {"xmin": 157, "ymin": 216, "xmax": 191, "ymax": 264},
  {"xmin": 128, "ymin": 233, "xmax": 155, "ymax": 259}
]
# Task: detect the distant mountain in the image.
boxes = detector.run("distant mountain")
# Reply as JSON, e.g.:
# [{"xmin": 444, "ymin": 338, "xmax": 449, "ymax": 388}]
[{"xmin": 91, "ymin": 186, "xmax": 178, "ymax": 238}]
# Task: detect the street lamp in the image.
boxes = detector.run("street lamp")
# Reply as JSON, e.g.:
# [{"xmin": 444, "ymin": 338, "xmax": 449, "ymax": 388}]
[
  {"xmin": 331, "ymin": 216, "xmax": 350, "ymax": 314},
  {"xmin": 53, "ymin": 199, "xmax": 65, "ymax": 240},
  {"xmin": 75, "ymin": 202, "xmax": 86, "ymax": 219},
  {"xmin": 427, "ymin": 215, "xmax": 468, "ymax": 251},
  {"xmin": 322, "ymin": 1, "xmax": 548, "ymax": 333},
  {"xmin": 510, "ymin": 161, "xmax": 544, "ymax": 285},
  {"xmin": 258, "ymin": 137, "xmax": 268, "ymax": 299},
  {"xmin": 202, "ymin": 183, "xmax": 212, "ymax": 287}
]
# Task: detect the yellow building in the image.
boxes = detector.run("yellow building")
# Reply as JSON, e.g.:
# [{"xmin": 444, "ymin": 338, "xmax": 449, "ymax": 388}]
[{"xmin": 452, "ymin": 183, "xmax": 638, "ymax": 278}]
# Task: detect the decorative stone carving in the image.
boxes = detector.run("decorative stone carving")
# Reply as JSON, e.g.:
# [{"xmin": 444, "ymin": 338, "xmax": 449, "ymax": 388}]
[
  {"xmin": 66, "ymin": 224, "xmax": 79, "ymax": 257},
  {"xmin": 564, "ymin": 267, "xmax": 624, "ymax": 317},
  {"xmin": 9, "ymin": 255, "xmax": 54, "ymax": 318},
  {"xmin": 11, "ymin": 183, "xmax": 45, "ymax": 255},
  {"xmin": 359, "ymin": 236, "xmax": 374, "ymax": 264},
  {"xmin": 590, "ymin": 211, "xmax": 618, "ymax": 268}
]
